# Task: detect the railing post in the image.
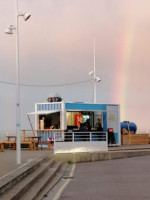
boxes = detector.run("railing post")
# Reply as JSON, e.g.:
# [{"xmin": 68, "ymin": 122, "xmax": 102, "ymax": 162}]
[
  {"xmin": 105, "ymin": 131, "xmax": 108, "ymax": 146},
  {"xmin": 54, "ymin": 132, "xmax": 55, "ymax": 145},
  {"xmin": 73, "ymin": 132, "xmax": 74, "ymax": 142},
  {"xmin": 90, "ymin": 132, "xmax": 92, "ymax": 142},
  {"xmin": 62, "ymin": 130, "xmax": 64, "ymax": 141}
]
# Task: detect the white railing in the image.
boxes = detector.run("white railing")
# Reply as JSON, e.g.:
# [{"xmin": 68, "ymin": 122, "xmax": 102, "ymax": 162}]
[
  {"xmin": 53, "ymin": 131, "xmax": 108, "ymax": 153},
  {"xmin": 0, "ymin": 130, "xmax": 108, "ymax": 153},
  {"xmin": 0, "ymin": 130, "xmax": 34, "ymax": 141},
  {"xmin": 62, "ymin": 131, "xmax": 107, "ymax": 142},
  {"xmin": 0, "ymin": 129, "xmax": 62, "ymax": 142},
  {"xmin": 0, "ymin": 131, "xmax": 16, "ymax": 141},
  {"xmin": 37, "ymin": 129, "xmax": 63, "ymax": 142}
]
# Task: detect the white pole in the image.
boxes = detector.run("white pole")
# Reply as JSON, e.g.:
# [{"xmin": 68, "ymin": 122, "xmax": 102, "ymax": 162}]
[
  {"xmin": 16, "ymin": 0, "xmax": 21, "ymax": 164},
  {"xmin": 93, "ymin": 37, "xmax": 96, "ymax": 103}
]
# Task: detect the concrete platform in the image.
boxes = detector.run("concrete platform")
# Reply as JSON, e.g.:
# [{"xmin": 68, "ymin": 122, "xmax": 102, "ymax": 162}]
[
  {"xmin": 109, "ymin": 144, "xmax": 150, "ymax": 151},
  {"xmin": 1, "ymin": 144, "xmax": 150, "ymax": 196},
  {"xmin": 53, "ymin": 144, "xmax": 150, "ymax": 163},
  {"xmin": 0, "ymin": 149, "xmax": 52, "ymax": 178},
  {"xmin": 1, "ymin": 145, "xmax": 150, "ymax": 178}
]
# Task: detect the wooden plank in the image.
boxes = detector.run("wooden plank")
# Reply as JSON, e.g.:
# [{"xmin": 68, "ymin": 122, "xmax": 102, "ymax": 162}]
[
  {"xmin": 41, "ymin": 141, "xmax": 51, "ymax": 150},
  {"xmin": 0, "ymin": 141, "xmax": 16, "ymax": 151},
  {"xmin": 0, "ymin": 143, "xmax": 4, "ymax": 152},
  {"xmin": 121, "ymin": 134, "xmax": 149, "ymax": 145},
  {"xmin": 20, "ymin": 141, "xmax": 34, "ymax": 150},
  {"xmin": 0, "ymin": 141, "xmax": 34, "ymax": 151}
]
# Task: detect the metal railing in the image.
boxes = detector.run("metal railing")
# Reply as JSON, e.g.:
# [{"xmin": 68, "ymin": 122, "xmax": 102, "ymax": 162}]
[
  {"xmin": 0, "ymin": 131, "xmax": 16, "ymax": 141},
  {"xmin": 0, "ymin": 130, "xmax": 107, "ymax": 143},
  {"xmin": 37, "ymin": 129, "xmax": 63, "ymax": 142},
  {"xmin": 53, "ymin": 131, "xmax": 108, "ymax": 153},
  {"xmin": 36, "ymin": 130, "xmax": 107, "ymax": 143},
  {"xmin": 0, "ymin": 130, "xmax": 34, "ymax": 141},
  {"xmin": 62, "ymin": 131, "xmax": 107, "ymax": 142}
]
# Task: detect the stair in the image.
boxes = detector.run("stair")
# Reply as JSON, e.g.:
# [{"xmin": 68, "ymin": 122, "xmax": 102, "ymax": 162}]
[{"xmin": 0, "ymin": 156, "xmax": 67, "ymax": 200}]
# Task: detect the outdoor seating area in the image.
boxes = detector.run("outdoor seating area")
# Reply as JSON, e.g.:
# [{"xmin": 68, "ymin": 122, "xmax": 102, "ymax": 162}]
[{"xmin": 0, "ymin": 131, "xmax": 51, "ymax": 152}]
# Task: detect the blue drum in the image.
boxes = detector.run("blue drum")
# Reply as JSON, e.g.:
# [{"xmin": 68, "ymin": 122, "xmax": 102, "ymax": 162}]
[{"xmin": 121, "ymin": 121, "xmax": 137, "ymax": 134}]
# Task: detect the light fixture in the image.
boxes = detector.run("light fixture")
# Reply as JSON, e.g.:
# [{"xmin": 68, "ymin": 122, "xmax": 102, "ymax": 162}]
[
  {"xmin": 89, "ymin": 71, "xmax": 94, "ymax": 76},
  {"xmin": 95, "ymin": 77, "xmax": 101, "ymax": 82},
  {"xmin": 18, "ymin": 12, "xmax": 31, "ymax": 21},
  {"xmin": 5, "ymin": 25, "xmax": 16, "ymax": 34}
]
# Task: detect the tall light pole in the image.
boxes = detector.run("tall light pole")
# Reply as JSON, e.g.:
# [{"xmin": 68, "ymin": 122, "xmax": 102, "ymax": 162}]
[
  {"xmin": 89, "ymin": 37, "xmax": 101, "ymax": 103},
  {"xmin": 5, "ymin": 0, "xmax": 31, "ymax": 164}
]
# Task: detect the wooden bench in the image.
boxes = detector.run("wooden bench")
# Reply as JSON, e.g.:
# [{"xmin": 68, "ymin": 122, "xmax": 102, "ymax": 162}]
[
  {"xmin": 0, "ymin": 141, "xmax": 16, "ymax": 152},
  {"xmin": 23, "ymin": 136, "xmax": 42, "ymax": 150},
  {"xmin": 20, "ymin": 141, "xmax": 34, "ymax": 150},
  {"xmin": 40, "ymin": 141, "xmax": 51, "ymax": 150},
  {"xmin": 0, "ymin": 141, "xmax": 34, "ymax": 152}
]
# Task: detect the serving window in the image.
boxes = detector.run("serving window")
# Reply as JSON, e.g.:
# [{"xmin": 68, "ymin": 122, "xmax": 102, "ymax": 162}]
[
  {"xmin": 39, "ymin": 112, "xmax": 60, "ymax": 129},
  {"xmin": 66, "ymin": 111, "xmax": 94, "ymax": 130}
]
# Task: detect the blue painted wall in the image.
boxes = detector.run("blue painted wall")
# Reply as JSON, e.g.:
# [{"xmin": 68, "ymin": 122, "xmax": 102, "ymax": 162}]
[{"xmin": 65, "ymin": 103, "xmax": 107, "ymax": 111}]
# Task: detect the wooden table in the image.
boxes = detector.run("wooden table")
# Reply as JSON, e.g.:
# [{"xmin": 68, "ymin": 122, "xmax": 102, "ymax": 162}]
[
  {"xmin": 6, "ymin": 136, "xmax": 16, "ymax": 149},
  {"xmin": 0, "ymin": 141, "xmax": 16, "ymax": 152},
  {"xmin": 27, "ymin": 136, "xmax": 42, "ymax": 150},
  {"xmin": 6, "ymin": 136, "xmax": 34, "ymax": 151}
]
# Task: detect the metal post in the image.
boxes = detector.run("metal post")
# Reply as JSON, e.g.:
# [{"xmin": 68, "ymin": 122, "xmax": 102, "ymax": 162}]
[
  {"xmin": 73, "ymin": 132, "xmax": 74, "ymax": 142},
  {"xmin": 15, "ymin": 0, "xmax": 21, "ymax": 165},
  {"xmin": 90, "ymin": 132, "xmax": 92, "ymax": 142},
  {"xmin": 93, "ymin": 37, "xmax": 96, "ymax": 103}
]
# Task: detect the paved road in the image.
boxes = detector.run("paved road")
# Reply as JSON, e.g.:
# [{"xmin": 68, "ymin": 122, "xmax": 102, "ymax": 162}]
[{"xmin": 57, "ymin": 156, "xmax": 150, "ymax": 200}]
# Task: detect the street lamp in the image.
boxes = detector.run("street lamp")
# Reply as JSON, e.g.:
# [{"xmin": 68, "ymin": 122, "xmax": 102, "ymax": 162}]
[
  {"xmin": 89, "ymin": 37, "xmax": 101, "ymax": 103},
  {"xmin": 5, "ymin": 1, "xmax": 31, "ymax": 164}
]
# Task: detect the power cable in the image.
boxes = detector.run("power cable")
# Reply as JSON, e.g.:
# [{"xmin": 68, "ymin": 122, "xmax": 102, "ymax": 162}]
[{"xmin": 0, "ymin": 79, "xmax": 93, "ymax": 87}]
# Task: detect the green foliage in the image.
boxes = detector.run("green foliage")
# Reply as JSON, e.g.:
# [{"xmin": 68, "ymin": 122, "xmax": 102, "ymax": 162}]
[{"xmin": 68, "ymin": 160, "xmax": 72, "ymax": 164}]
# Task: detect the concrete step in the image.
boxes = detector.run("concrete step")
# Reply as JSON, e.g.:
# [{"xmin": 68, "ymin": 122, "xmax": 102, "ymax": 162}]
[
  {"xmin": 19, "ymin": 161, "xmax": 62, "ymax": 200},
  {"xmin": 36, "ymin": 163, "xmax": 68, "ymax": 200},
  {"xmin": 0, "ymin": 157, "xmax": 56, "ymax": 200},
  {"xmin": 0, "ymin": 153, "xmax": 50, "ymax": 195}
]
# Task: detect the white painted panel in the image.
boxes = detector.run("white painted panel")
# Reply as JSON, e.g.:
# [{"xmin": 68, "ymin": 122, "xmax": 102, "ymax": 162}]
[
  {"xmin": 107, "ymin": 106, "xmax": 118, "ymax": 133},
  {"xmin": 54, "ymin": 141, "xmax": 108, "ymax": 153},
  {"xmin": 107, "ymin": 105, "xmax": 121, "ymax": 145}
]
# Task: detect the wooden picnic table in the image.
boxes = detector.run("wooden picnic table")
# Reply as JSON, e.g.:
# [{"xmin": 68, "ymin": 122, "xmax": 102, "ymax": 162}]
[
  {"xmin": 6, "ymin": 136, "xmax": 17, "ymax": 141},
  {"xmin": 25, "ymin": 136, "xmax": 42, "ymax": 150},
  {"xmin": 0, "ymin": 135, "xmax": 34, "ymax": 152}
]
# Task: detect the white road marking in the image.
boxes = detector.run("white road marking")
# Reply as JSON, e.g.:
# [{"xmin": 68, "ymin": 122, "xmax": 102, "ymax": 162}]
[{"xmin": 52, "ymin": 164, "xmax": 76, "ymax": 200}]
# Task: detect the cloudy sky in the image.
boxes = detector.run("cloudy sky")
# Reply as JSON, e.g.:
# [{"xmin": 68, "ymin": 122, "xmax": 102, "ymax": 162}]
[{"xmin": 0, "ymin": 0, "xmax": 150, "ymax": 131}]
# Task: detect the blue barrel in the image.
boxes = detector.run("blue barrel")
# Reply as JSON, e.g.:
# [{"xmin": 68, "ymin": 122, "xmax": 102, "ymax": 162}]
[{"xmin": 121, "ymin": 121, "xmax": 137, "ymax": 134}]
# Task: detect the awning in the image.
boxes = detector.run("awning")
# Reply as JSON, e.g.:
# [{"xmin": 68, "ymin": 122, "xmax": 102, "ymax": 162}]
[{"xmin": 27, "ymin": 110, "xmax": 60, "ymax": 115}]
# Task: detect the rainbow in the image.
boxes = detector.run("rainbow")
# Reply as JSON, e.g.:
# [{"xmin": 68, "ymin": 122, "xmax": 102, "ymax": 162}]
[{"xmin": 115, "ymin": 26, "xmax": 134, "ymax": 121}]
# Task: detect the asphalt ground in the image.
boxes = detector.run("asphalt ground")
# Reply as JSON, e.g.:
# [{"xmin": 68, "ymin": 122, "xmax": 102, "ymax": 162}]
[{"xmin": 58, "ymin": 155, "xmax": 150, "ymax": 200}]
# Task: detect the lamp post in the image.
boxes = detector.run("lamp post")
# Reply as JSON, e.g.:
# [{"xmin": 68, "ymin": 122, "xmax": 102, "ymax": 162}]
[
  {"xmin": 89, "ymin": 37, "xmax": 101, "ymax": 103},
  {"xmin": 5, "ymin": 0, "xmax": 31, "ymax": 164}
]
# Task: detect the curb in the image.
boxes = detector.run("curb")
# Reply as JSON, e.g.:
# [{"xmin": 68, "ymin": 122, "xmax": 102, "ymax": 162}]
[
  {"xmin": 52, "ymin": 149, "xmax": 150, "ymax": 163},
  {"xmin": 0, "ymin": 153, "xmax": 50, "ymax": 194}
]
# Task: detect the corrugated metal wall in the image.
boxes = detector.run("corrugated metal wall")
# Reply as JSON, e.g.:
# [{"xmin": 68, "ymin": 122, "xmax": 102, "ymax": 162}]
[{"xmin": 37, "ymin": 103, "xmax": 62, "ymax": 111}]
